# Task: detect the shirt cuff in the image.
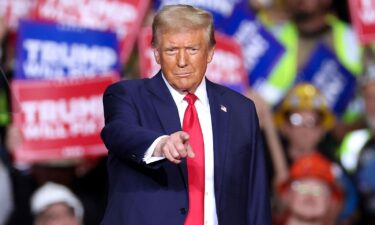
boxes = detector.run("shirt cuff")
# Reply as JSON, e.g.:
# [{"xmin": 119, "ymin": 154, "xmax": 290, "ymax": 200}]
[{"xmin": 143, "ymin": 135, "xmax": 168, "ymax": 164}]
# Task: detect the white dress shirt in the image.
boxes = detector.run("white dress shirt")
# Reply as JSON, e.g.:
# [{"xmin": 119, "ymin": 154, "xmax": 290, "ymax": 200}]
[{"xmin": 143, "ymin": 75, "xmax": 218, "ymax": 225}]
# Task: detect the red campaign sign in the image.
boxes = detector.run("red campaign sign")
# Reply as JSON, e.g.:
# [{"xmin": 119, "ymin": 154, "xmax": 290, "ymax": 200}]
[
  {"xmin": 138, "ymin": 28, "xmax": 160, "ymax": 78},
  {"xmin": 32, "ymin": 0, "xmax": 150, "ymax": 62},
  {"xmin": 349, "ymin": 0, "xmax": 375, "ymax": 44},
  {"xmin": 0, "ymin": 0, "xmax": 36, "ymax": 30},
  {"xmin": 138, "ymin": 28, "xmax": 249, "ymax": 92},
  {"xmin": 11, "ymin": 75, "xmax": 119, "ymax": 164}
]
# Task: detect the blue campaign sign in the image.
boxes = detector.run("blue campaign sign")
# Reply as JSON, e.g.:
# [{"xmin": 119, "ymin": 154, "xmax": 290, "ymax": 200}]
[
  {"xmin": 16, "ymin": 19, "xmax": 120, "ymax": 80},
  {"xmin": 153, "ymin": 0, "xmax": 245, "ymax": 28},
  {"xmin": 296, "ymin": 43, "xmax": 357, "ymax": 117},
  {"xmin": 219, "ymin": 3, "xmax": 285, "ymax": 87}
]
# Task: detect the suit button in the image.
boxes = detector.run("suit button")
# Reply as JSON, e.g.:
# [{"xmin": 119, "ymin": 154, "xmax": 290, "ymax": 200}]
[
  {"xmin": 179, "ymin": 208, "xmax": 187, "ymax": 215},
  {"xmin": 131, "ymin": 154, "xmax": 136, "ymax": 158}
]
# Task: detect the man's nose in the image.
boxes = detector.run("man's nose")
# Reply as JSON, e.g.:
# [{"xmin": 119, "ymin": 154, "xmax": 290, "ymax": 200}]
[{"xmin": 177, "ymin": 50, "xmax": 188, "ymax": 67}]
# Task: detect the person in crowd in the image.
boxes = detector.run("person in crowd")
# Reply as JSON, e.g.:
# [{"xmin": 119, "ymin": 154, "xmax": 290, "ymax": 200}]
[
  {"xmin": 100, "ymin": 4, "xmax": 271, "ymax": 225},
  {"xmin": 4, "ymin": 122, "xmax": 107, "ymax": 225},
  {"xmin": 257, "ymin": 0, "xmax": 363, "ymax": 136},
  {"xmin": 275, "ymin": 152, "xmax": 343, "ymax": 225},
  {"xmin": 338, "ymin": 49, "xmax": 375, "ymax": 224},
  {"xmin": 274, "ymin": 82, "xmax": 359, "ymax": 224},
  {"xmin": 31, "ymin": 182, "xmax": 84, "ymax": 225},
  {"xmin": 274, "ymin": 83, "xmax": 335, "ymax": 162}
]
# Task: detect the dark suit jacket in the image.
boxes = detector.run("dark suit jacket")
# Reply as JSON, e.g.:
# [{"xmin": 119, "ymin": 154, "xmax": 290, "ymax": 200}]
[{"xmin": 100, "ymin": 72, "xmax": 272, "ymax": 225}]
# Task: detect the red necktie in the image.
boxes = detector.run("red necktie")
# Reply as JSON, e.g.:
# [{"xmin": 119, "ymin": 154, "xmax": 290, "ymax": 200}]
[{"xmin": 183, "ymin": 93, "xmax": 205, "ymax": 225}]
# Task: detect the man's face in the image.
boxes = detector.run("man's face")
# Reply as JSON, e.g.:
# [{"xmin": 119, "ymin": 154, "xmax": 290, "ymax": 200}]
[{"xmin": 153, "ymin": 29, "xmax": 214, "ymax": 93}]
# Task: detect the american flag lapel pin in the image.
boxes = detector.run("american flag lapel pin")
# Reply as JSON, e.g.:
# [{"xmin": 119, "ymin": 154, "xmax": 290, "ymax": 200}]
[{"xmin": 220, "ymin": 105, "xmax": 227, "ymax": 112}]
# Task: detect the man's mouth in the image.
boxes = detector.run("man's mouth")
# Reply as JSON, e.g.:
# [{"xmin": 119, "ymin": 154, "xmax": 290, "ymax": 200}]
[{"xmin": 175, "ymin": 72, "xmax": 192, "ymax": 77}]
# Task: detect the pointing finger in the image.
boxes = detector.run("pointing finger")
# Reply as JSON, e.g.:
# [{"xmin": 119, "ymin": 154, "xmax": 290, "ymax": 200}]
[{"xmin": 186, "ymin": 143, "xmax": 195, "ymax": 158}]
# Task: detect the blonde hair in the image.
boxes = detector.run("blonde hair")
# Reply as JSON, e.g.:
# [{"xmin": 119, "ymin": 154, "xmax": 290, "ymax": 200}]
[{"xmin": 151, "ymin": 4, "xmax": 216, "ymax": 48}]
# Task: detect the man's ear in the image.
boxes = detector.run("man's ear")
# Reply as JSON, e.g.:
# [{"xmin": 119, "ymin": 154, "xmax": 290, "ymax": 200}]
[
  {"xmin": 153, "ymin": 49, "xmax": 161, "ymax": 65},
  {"xmin": 207, "ymin": 46, "xmax": 215, "ymax": 64}
]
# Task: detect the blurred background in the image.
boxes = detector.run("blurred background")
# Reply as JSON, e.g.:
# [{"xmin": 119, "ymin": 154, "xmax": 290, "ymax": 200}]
[{"xmin": 1, "ymin": 0, "xmax": 375, "ymax": 224}]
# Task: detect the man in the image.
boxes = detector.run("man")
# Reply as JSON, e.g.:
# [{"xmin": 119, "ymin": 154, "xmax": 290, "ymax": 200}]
[{"xmin": 100, "ymin": 4, "xmax": 271, "ymax": 225}]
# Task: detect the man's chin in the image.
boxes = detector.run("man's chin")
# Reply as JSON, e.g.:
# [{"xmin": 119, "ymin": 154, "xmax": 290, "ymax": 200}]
[
  {"xmin": 292, "ymin": 11, "xmax": 324, "ymax": 23},
  {"xmin": 172, "ymin": 84, "xmax": 195, "ymax": 93},
  {"xmin": 292, "ymin": 13, "xmax": 310, "ymax": 22}
]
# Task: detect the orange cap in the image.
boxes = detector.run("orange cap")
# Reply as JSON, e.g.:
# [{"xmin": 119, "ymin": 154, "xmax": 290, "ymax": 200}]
[{"xmin": 278, "ymin": 153, "xmax": 343, "ymax": 201}]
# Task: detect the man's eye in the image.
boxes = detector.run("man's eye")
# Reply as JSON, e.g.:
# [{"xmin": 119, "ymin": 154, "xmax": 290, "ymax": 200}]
[
  {"xmin": 165, "ymin": 49, "xmax": 177, "ymax": 55},
  {"xmin": 187, "ymin": 48, "xmax": 198, "ymax": 54}
]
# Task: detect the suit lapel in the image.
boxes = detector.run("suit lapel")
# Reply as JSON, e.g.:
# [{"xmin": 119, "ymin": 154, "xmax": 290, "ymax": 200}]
[
  {"xmin": 206, "ymin": 79, "xmax": 230, "ymax": 210},
  {"xmin": 146, "ymin": 72, "xmax": 181, "ymax": 134},
  {"xmin": 145, "ymin": 72, "xmax": 188, "ymax": 187}
]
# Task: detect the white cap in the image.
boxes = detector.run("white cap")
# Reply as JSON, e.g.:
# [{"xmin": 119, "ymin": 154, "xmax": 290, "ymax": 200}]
[{"xmin": 31, "ymin": 182, "xmax": 84, "ymax": 220}]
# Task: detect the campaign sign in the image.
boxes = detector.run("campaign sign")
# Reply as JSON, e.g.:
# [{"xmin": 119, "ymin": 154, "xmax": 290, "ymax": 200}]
[
  {"xmin": 11, "ymin": 74, "xmax": 118, "ymax": 164},
  {"xmin": 219, "ymin": 4, "xmax": 284, "ymax": 87},
  {"xmin": 32, "ymin": 0, "xmax": 149, "ymax": 62},
  {"xmin": 138, "ymin": 28, "xmax": 248, "ymax": 93},
  {"xmin": 0, "ymin": 0, "xmax": 36, "ymax": 30},
  {"xmin": 154, "ymin": 0, "xmax": 245, "ymax": 28},
  {"xmin": 349, "ymin": 0, "xmax": 375, "ymax": 44},
  {"xmin": 137, "ymin": 28, "xmax": 160, "ymax": 78},
  {"xmin": 296, "ymin": 43, "xmax": 357, "ymax": 117},
  {"xmin": 16, "ymin": 19, "xmax": 119, "ymax": 80}
]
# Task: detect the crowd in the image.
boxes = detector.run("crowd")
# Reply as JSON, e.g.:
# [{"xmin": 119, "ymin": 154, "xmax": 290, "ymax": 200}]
[{"xmin": 1, "ymin": 0, "xmax": 375, "ymax": 224}]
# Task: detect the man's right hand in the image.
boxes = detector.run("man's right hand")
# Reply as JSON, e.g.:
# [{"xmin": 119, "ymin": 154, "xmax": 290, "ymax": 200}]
[{"xmin": 153, "ymin": 131, "xmax": 195, "ymax": 164}]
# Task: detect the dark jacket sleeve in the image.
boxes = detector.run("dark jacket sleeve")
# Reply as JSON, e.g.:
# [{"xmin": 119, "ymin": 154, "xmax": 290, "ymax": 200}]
[
  {"xmin": 100, "ymin": 82, "xmax": 162, "ymax": 164},
  {"xmin": 247, "ymin": 102, "xmax": 272, "ymax": 225}
]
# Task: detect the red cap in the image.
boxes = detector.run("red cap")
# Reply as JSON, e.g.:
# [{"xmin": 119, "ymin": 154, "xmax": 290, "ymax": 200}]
[{"xmin": 278, "ymin": 152, "xmax": 343, "ymax": 201}]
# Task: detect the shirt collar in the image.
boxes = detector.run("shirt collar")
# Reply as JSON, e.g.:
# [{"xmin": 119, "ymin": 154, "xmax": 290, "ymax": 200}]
[{"xmin": 161, "ymin": 73, "xmax": 209, "ymax": 108}]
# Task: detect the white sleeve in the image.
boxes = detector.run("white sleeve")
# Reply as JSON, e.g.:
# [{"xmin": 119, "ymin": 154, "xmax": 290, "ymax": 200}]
[{"xmin": 143, "ymin": 135, "xmax": 168, "ymax": 164}]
